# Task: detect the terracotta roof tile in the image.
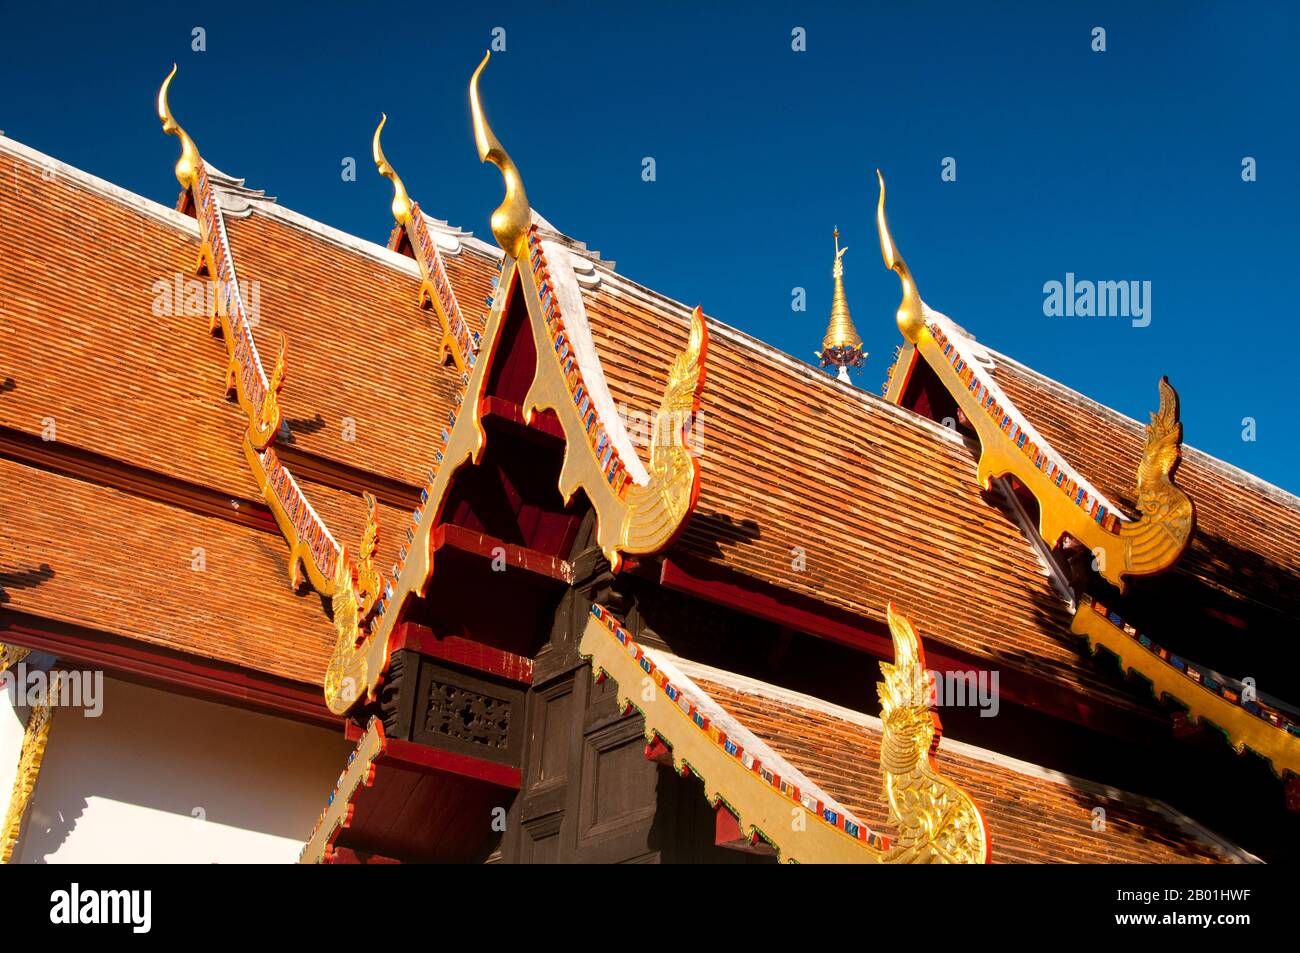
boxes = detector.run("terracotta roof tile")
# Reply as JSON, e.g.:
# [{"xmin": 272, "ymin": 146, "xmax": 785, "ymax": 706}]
[
  {"xmin": 583, "ymin": 282, "xmax": 1123, "ymax": 702},
  {"xmin": 988, "ymin": 353, "xmax": 1300, "ymax": 620},
  {"xmin": 219, "ymin": 209, "xmax": 493, "ymax": 490},
  {"xmin": 0, "ymin": 456, "xmax": 333, "ymax": 685},
  {"xmin": 1, "ymin": 139, "xmax": 1271, "ymax": 717},
  {"xmin": 689, "ymin": 668, "xmax": 1245, "ymax": 863}
]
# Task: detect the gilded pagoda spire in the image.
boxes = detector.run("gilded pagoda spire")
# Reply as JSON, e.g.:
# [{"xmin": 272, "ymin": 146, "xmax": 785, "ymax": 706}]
[{"xmin": 819, "ymin": 227, "xmax": 865, "ymax": 382}]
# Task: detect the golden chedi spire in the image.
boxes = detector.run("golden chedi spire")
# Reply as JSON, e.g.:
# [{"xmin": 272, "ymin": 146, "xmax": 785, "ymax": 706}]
[{"xmin": 819, "ymin": 227, "xmax": 865, "ymax": 382}]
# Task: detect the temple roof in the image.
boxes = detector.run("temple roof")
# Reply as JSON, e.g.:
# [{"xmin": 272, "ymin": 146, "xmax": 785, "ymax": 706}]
[
  {"xmin": 3, "ymin": 129, "xmax": 1297, "ymax": 730},
  {"xmin": 681, "ymin": 659, "xmax": 1256, "ymax": 863},
  {"xmin": 985, "ymin": 349, "xmax": 1300, "ymax": 621}
]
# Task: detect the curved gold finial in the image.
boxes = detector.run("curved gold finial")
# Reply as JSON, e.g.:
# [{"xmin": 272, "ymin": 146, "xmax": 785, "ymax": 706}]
[
  {"xmin": 157, "ymin": 63, "xmax": 201, "ymax": 190},
  {"xmin": 372, "ymin": 113, "xmax": 413, "ymax": 226},
  {"xmin": 470, "ymin": 51, "xmax": 530, "ymax": 259},
  {"xmin": 876, "ymin": 171, "xmax": 925, "ymax": 344}
]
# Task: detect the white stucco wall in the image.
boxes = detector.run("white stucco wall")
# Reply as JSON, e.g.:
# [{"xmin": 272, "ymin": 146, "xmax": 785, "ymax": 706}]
[{"xmin": 12, "ymin": 677, "xmax": 349, "ymax": 863}]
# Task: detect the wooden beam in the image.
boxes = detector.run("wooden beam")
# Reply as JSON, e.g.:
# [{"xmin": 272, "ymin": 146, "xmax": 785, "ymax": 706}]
[
  {"xmin": 434, "ymin": 522, "xmax": 573, "ymax": 583},
  {"xmin": 391, "ymin": 622, "xmax": 535, "ymax": 685},
  {"xmin": 0, "ymin": 610, "xmax": 338, "ymax": 729},
  {"xmin": 378, "ymin": 735, "xmax": 522, "ymax": 790},
  {"xmin": 659, "ymin": 555, "xmax": 1165, "ymax": 740}
]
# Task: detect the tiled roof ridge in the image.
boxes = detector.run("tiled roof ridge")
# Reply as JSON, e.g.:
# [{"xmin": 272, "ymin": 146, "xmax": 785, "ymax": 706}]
[
  {"xmin": 669, "ymin": 653, "xmax": 1262, "ymax": 864},
  {"xmin": 4, "ymin": 133, "xmax": 976, "ymax": 456},
  {"xmin": 0, "ymin": 135, "xmax": 197, "ymax": 235},
  {"xmin": 241, "ymin": 168, "xmax": 974, "ymax": 456},
  {"xmin": 990, "ymin": 347, "xmax": 1300, "ymax": 513},
  {"xmin": 927, "ymin": 311, "xmax": 1128, "ymax": 522},
  {"xmin": 530, "ymin": 210, "xmax": 612, "ymax": 268},
  {"xmin": 0, "ymin": 134, "xmax": 496, "ymax": 287},
  {"xmin": 237, "ymin": 184, "xmax": 497, "ymax": 267},
  {"xmin": 215, "ymin": 186, "xmax": 484, "ymax": 279},
  {"xmin": 203, "ymin": 164, "xmax": 275, "ymax": 211},
  {"xmin": 594, "ymin": 279, "xmax": 970, "ymax": 448}
]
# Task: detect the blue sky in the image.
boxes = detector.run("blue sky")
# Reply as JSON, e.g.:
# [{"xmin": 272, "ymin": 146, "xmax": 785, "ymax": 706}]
[{"xmin": 3, "ymin": 2, "xmax": 1297, "ymax": 492}]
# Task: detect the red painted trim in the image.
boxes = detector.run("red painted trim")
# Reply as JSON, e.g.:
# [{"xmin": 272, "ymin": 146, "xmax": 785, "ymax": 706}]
[
  {"xmin": 327, "ymin": 847, "xmax": 401, "ymax": 864},
  {"xmin": 643, "ymin": 736, "xmax": 672, "ymax": 765},
  {"xmin": 480, "ymin": 396, "xmax": 566, "ymax": 442},
  {"xmin": 658, "ymin": 556, "xmax": 1163, "ymax": 740},
  {"xmin": 890, "ymin": 346, "xmax": 921, "ymax": 407},
  {"xmin": 391, "ymin": 622, "xmax": 535, "ymax": 685},
  {"xmin": 434, "ymin": 522, "xmax": 572, "ymax": 583},
  {"xmin": 714, "ymin": 802, "xmax": 776, "ymax": 855},
  {"xmin": 378, "ymin": 735, "xmax": 522, "ymax": 790},
  {"xmin": 714, "ymin": 802, "xmax": 744, "ymax": 846},
  {"xmin": 0, "ymin": 610, "xmax": 338, "ymax": 729}
]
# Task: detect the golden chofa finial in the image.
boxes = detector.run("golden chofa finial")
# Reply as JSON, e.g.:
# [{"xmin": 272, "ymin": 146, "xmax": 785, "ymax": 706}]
[
  {"xmin": 157, "ymin": 64, "xmax": 201, "ymax": 190},
  {"xmin": 469, "ymin": 50, "xmax": 530, "ymax": 259},
  {"xmin": 372, "ymin": 113, "xmax": 413, "ymax": 226},
  {"xmin": 876, "ymin": 170, "xmax": 925, "ymax": 344},
  {"xmin": 819, "ymin": 227, "xmax": 865, "ymax": 382}
]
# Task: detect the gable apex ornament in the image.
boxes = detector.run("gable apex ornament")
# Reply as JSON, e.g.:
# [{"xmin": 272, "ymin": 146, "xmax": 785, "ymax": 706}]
[{"xmin": 875, "ymin": 172, "xmax": 1193, "ymax": 591}]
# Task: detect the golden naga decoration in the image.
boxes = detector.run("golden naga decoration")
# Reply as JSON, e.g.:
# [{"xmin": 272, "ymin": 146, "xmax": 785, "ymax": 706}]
[
  {"xmin": 156, "ymin": 65, "xmax": 285, "ymax": 449},
  {"xmin": 1, "ymin": 699, "xmax": 52, "ymax": 864},
  {"xmin": 321, "ymin": 494, "xmax": 383, "ymax": 709},
  {"xmin": 323, "ymin": 545, "xmax": 365, "ymax": 711},
  {"xmin": 157, "ymin": 67, "xmax": 384, "ymax": 705},
  {"xmin": 373, "ymin": 113, "xmax": 477, "ymax": 373},
  {"xmin": 618, "ymin": 306, "xmax": 709, "ymax": 555},
  {"xmin": 157, "ymin": 63, "xmax": 200, "ymax": 190},
  {"xmin": 470, "ymin": 49, "xmax": 709, "ymax": 571},
  {"xmin": 246, "ymin": 333, "xmax": 286, "ymax": 451},
  {"xmin": 579, "ymin": 602, "xmax": 989, "ymax": 863},
  {"xmin": 372, "ymin": 113, "xmax": 413, "ymax": 226},
  {"xmin": 325, "ymin": 54, "xmax": 710, "ymax": 714},
  {"xmin": 876, "ymin": 172, "xmax": 1193, "ymax": 592},
  {"xmin": 470, "ymin": 51, "xmax": 530, "ymax": 260},
  {"xmin": 878, "ymin": 603, "xmax": 990, "ymax": 863},
  {"xmin": 1072, "ymin": 595, "xmax": 1300, "ymax": 784},
  {"xmin": 354, "ymin": 492, "xmax": 383, "ymax": 616},
  {"xmin": 1120, "ymin": 378, "xmax": 1195, "ymax": 571},
  {"xmin": 876, "ymin": 172, "xmax": 925, "ymax": 344}
]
